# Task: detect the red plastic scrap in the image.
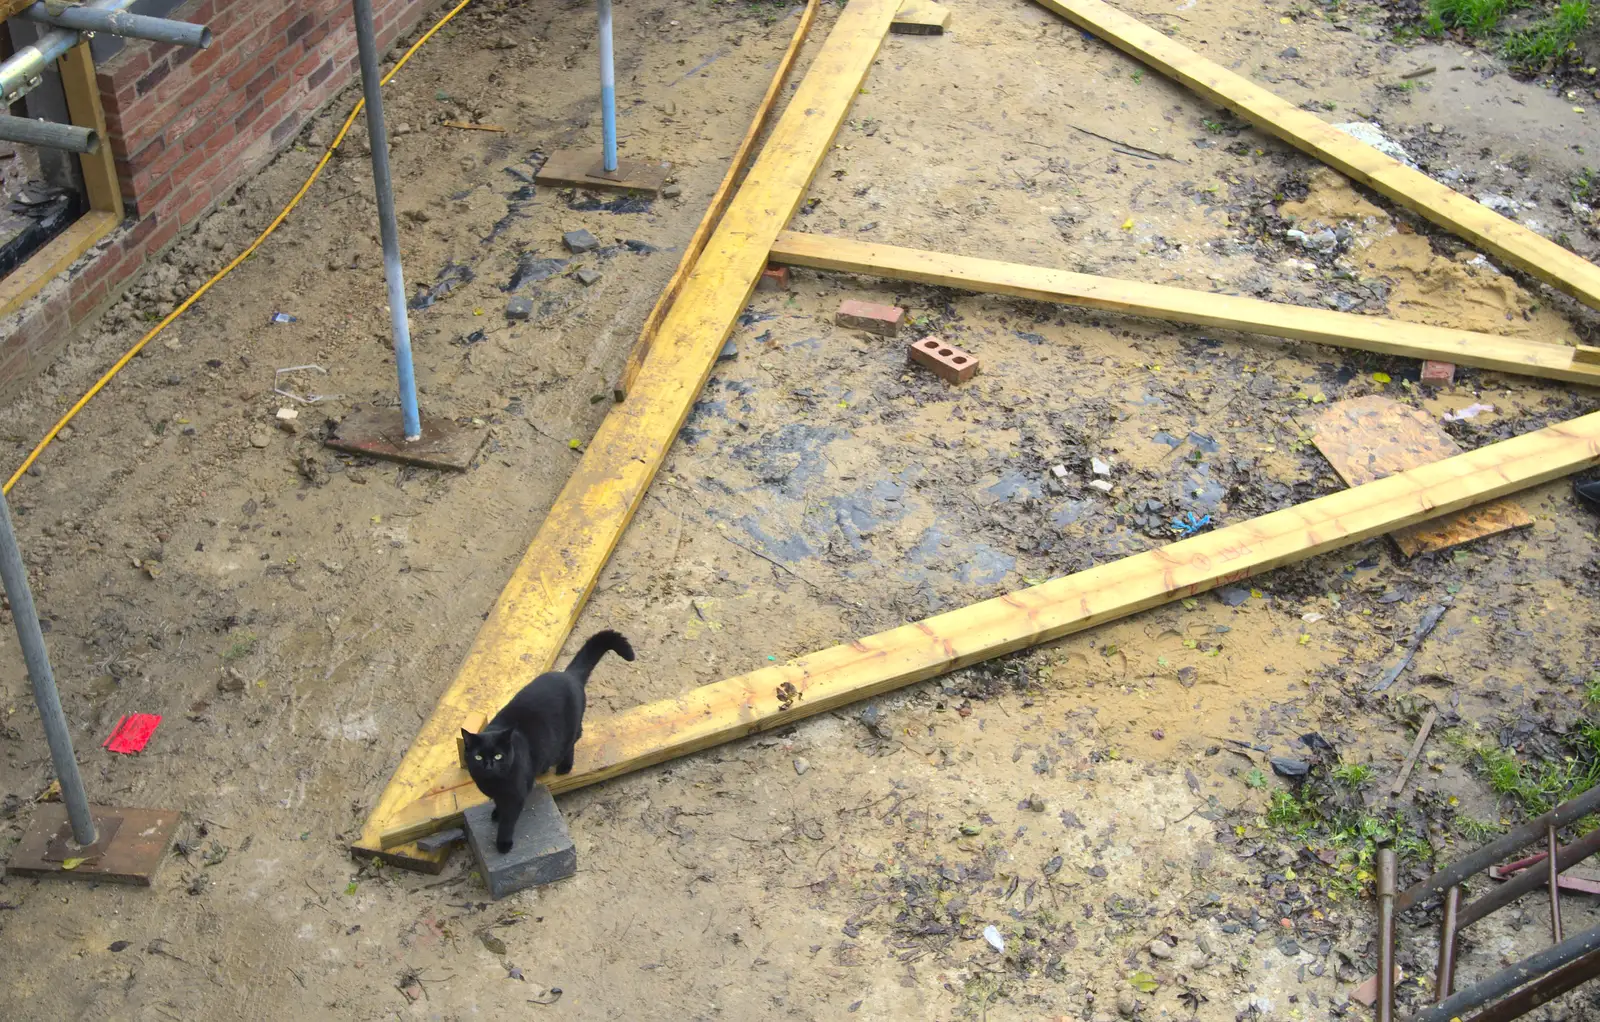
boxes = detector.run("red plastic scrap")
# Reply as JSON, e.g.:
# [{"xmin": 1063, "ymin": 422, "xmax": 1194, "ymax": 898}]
[{"xmin": 103, "ymin": 713, "xmax": 161, "ymax": 754}]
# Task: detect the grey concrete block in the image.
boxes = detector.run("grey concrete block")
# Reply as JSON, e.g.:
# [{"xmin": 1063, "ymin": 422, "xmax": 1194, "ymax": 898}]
[
  {"xmin": 505, "ymin": 296, "xmax": 534, "ymax": 321},
  {"xmin": 464, "ymin": 785, "xmax": 575, "ymax": 899},
  {"xmin": 575, "ymin": 266, "xmax": 602, "ymax": 286},
  {"xmin": 562, "ymin": 229, "xmax": 599, "ymax": 254}
]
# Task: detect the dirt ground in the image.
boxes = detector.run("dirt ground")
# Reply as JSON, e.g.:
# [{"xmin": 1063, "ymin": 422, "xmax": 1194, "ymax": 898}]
[{"xmin": 2, "ymin": 0, "xmax": 1600, "ymax": 1018}]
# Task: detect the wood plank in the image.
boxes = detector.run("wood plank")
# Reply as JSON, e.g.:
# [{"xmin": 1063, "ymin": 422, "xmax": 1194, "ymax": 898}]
[
  {"xmin": 892, "ymin": 0, "xmax": 949, "ymax": 34},
  {"xmin": 352, "ymin": 0, "xmax": 899, "ymax": 870},
  {"xmin": 1031, "ymin": 0, "xmax": 1600, "ymax": 313},
  {"xmin": 58, "ymin": 40, "xmax": 123, "ymax": 219},
  {"xmin": 0, "ymin": 209, "xmax": 117, "ymax": 320},
  {"xmin": 377, "ymin": 410, "xmax": 1600, "ymax": 847},
  {"xmin": 767, "ymin": 232, "xmax": 1600, "ymax": 387},
  {"xmin": 616, "ymin": 0, "xmax": 819, "ymax": 398},
  {"xmin": 1312, "ymin": 395, "xmax": 1532, "ymax": 557}
]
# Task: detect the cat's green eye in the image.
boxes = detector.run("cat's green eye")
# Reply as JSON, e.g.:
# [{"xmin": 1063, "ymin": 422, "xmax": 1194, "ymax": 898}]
[
  {"xmin": 493, "ymin": 753, "xmax": 503, "ymax": 761},
  {"xmin": 474, "ymin": 754, "xmax": 482, "ymax": 761}
]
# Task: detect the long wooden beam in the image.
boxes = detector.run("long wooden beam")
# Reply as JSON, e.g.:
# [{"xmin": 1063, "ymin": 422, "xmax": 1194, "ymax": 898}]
[
  {"xmin": 767, "ymin": 232, "xmax": 1600, "ymax": 386},
  {"xmin": 377, "ymin": 410, "xmax": 1600, "ymax": 847},
  {"xmin": 352, "ymin": 0, "xmax": 899, "ymax": 871},
  {"xmin": 616, "ymin": 0, "xmax": 818, "ymax": 398},
  {"xmin": 1032, "ymin": 0, "xmax": 1600, "ymax": 313}
]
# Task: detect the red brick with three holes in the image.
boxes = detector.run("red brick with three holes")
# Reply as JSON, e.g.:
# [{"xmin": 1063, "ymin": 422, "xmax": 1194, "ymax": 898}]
[{"xmin": 908, "ymin": 336, "xmax": 979, "ymax": 383}]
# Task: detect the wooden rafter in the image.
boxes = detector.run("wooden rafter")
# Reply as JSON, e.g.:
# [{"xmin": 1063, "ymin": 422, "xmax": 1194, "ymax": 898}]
[
  {"xmin": 1032, "ymin": 0, "xmax": 1600, "ymax": 312},
  {"xmin": 351, "ymin": 0, "xmax": 901, "ymax": 870},
  {"xmin": 377, "ymin": 410, "xmax": 1600, "ymax": 848},
  {"xmin": 767, "ymin": 232, "xmax": 1600, "ymax": 386}
]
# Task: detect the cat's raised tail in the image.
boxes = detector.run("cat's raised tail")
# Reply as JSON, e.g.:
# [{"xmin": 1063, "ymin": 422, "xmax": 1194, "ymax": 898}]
[{"xmin": 564, "ymin": 629, "xmax": 635, "ymax": 683}]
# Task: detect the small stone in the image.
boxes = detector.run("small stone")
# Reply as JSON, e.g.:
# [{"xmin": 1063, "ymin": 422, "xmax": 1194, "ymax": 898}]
[
  {"xmin": 276, "ymin": 407, "xmax": 299, "ymax": 422},
  {"xmin": 718, "ymin": 340, "xmax": 738, "ymax": 362},
  {"xmin": 217, "ymin": 668, "xmax": 245, "ymax": 693},
  {"xmin": 983, "ymin": 925, "xmax": 1005, "ymax": 952},
  {"xmin": 1116, "ymin": 989, "xmax": 1138, "ymax": 1017},
  {"xmin": 1148, "ymin": 939, "xmax": 1174, "ymax": 960},
  {"xmin": 402, "ymin": 208, "xmax": 430, "ymax": 223},
  {"xmin": 662, "ymin": 183, "xmax": 682, "ymax": 198},
  {"xmin": 1091, "ymin": 457, "xmax": 1111, "ymax": 476},
  {"xmin": 1279, "ymin": 46, "xmax": 1300, "ymax": 59},
  {"xmin": 1027, "ymin": 794, "xmax": 1046, "ymax": 812},
  {"xmin": 563, "ymin": 229, "xmax": 599, "ymax": 253},
  {"xmin": 575, "ymin": 266, "xmax": 602, "ymax": 286},
  {"xmin": 1089, "ymin": 479, "xmax": 1114, "ymax": 493},
  {"xmin": 1270, "ymin": 756, "xmax": 1310, "ymax": 778},
  {"xmin": 1050, "ymin": 464, "xmax": 1067, "ymax": 479},
  {"xmin": 1221, "ymin": 922, "xmax": 1241, "ymax": 934},
  {"xmin": 250, "ymin": 432, "xmax": 271, "ymax": 448},
  {"xmin": 506, "ymin": 296, "xmax": 534, "ymax": 321},
  {"xmin": 793, "ymin": 756, "xmax": 810, "ymax": 775},
  {"xmin": 459, "ymin": 155, "xmax": 477, "ymax": 172},
  {"xmin": 56, "ymin": 426, "xmax": 74, "ymax": 441},
  {"xmin": 492, "ymin": 33, "xmax": 517, "ymax": 49},
  {"xmin": 1428, "ymin": 122, "xmax": 1444, "ymax": 134}
]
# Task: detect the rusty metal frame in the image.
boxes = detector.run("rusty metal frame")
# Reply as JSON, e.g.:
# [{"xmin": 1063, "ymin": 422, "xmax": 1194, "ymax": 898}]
[{"xmin": 1377, "ymin": 785, "xmax": 1600, "ymax": 1020}]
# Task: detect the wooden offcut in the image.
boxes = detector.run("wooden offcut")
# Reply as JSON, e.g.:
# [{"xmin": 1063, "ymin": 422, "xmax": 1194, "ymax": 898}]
[
  {"xmin": 377, "ymin": 410, "xmax": 1600, "ymax": 848},
  {"xmin": 324, "ymin": 407, "xmax": 484, "ymax": 472},
  {"xmin": 7, "ymin": 805, "xmax": 180, "ymax": 886},
  {"xmin": 1032, "ymin": 0, "xmax": 1600, "ymax": 312},
  {"xmin": 534, "ymin": 149, "xmax": 672, "ymax": 195},
  {"xmin": 1312, "ymin": 395, "xmax": 1533, "ymax": 557},
  {"xmin": 616, "ymin": 0, "xmax": 819, "ymax": 397},
  {"xmin": 354, "ymin": 0, "xmax": 900, "ymax": 871},
  {"xmin": 892, "ymin": 0, "xmax": 950, "ymax": 34},
  {"xmin": 766, "ymin": 232, "xmax": 1600, "ymax": 387}
]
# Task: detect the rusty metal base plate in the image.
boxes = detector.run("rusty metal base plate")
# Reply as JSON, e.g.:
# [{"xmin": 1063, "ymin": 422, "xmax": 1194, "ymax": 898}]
[
  {"xmin": 534, "ymin": 149, "xmax": 671, "ymax": 195},
  {"xmin": 7, "ymin": 805, "xmax": 180, "ymax": 885},
  {"xmin": 324, "ymin": 407, "xmax": 483, "ymax": 472}
]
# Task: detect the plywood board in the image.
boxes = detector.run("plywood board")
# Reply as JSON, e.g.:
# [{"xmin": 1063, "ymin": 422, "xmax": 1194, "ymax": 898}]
[
  {"xmin": 766, "ymin": 232, "xmax": 1600, "ymax": 387},
  {"xmin": 377, "ymin": 409, "xmax": 1600, "ymax": 847},
  {"xmin": 1313, "ymin": 395, "xmax": 1532, "ymax": 556},
  {"xmin": 352, "ymin": 0, "xmax": 901, "ymax": 871},
  {"xmin": 1032, "ymin": 0, "xmax": 1600, "ymax": 313}
]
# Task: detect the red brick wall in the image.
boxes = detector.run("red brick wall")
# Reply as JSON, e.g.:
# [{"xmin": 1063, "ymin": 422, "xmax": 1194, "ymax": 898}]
[{"xmin": 0, "ymin": 0, "xmax": 438, "ymax": 391}]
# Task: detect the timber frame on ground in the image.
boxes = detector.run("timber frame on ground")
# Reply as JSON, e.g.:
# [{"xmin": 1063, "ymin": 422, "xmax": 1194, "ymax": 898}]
[
  {"xmin": 0, "ymin": 7, "xmax": 125, "ymax": 324},
  {"xmin": 351, "ymin": 0, "xmax": 1600, "ymax": 873}
]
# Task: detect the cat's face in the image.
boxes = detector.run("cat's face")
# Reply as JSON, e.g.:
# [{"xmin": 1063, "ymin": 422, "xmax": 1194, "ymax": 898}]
[{"xmin": 462, "ymin": 728, "xmax": 518, "ymax": 782}]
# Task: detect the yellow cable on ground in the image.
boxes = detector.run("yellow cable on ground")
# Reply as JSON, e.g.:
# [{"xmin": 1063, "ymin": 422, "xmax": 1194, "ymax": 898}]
[{"xmin": 3, "ymin": 0, "xmax": 475, "ymax": 495}]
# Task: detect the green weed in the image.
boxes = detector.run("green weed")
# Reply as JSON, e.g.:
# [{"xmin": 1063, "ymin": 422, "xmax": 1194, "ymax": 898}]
[
  {"xmin": 1332, "ymin": 761, "xmax": 1374, "ymax": 788},
  {"xmin": 1426, "ymin": 0, "xmax": 1513, "ymax": 36},
  {"xmin": 1504, "ymin": 0, "xmax": 1590, "ymax": 68},
  {"xmin": 1267, "ymin": 788, "xmax": 1309, "ymax": 829},
  {"xmin": 1585, "ymin": 670, "xmax": 1600, "ymax": 704},
  {"xmin": 222, "ymin": 632, "xmax": 258, "ymax": 662},
  {"xmin": 1454, "ymin": 815, "xmax": 1503, "ymax": 843}
]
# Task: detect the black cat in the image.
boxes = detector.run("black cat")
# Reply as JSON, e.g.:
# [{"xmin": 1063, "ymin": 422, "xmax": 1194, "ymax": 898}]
[{"xmin": 462, "ymin": 629, "xmax": 634, "ymax": 853}]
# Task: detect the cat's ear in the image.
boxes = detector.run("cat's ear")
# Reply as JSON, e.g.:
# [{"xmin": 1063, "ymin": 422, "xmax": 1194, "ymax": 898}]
[{"xmin": 460, "ymin": 727, "xmax": 476, "ymax": 741}]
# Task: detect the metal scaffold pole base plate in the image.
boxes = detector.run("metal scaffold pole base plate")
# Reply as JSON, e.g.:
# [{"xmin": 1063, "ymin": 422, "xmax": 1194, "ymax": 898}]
[
  {"xmin": 324, "ymin": 407, "xmax": 484, "ymax": 472},
  {"xmin": 535, "ymin": 149, "xmax": 671, "ymax": 195},
  {"xmin": 7, "ymin": 804, "xmax": 181, "ymax": 886}
]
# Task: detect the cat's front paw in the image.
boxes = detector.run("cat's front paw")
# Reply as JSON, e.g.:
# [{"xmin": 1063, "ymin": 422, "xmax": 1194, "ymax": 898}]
[{"xmin": 496, "ymin": 837, "xmax": 513, "ymax": 854}]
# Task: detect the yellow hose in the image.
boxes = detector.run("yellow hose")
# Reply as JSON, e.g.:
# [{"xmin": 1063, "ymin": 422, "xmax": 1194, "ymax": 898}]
[{"xmin": 3, "ymin": 0, "xmax": 476, "ymax": 494}]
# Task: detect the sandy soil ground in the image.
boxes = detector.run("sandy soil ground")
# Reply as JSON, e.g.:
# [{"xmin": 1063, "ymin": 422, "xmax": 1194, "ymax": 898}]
[{"xmin": 1, "ymin": 0, "xmax": 1600, "ymax": 1019}]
